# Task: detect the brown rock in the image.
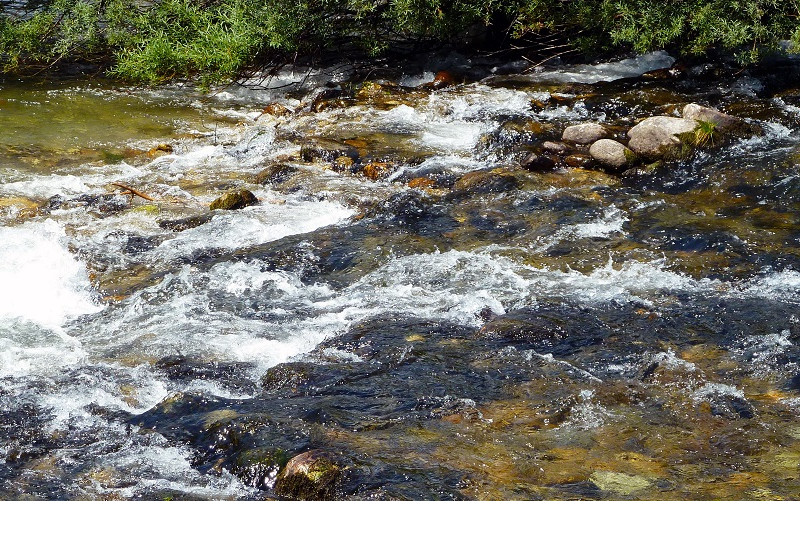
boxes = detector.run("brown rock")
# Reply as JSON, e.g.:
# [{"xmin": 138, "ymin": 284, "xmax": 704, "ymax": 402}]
[
  {"xmin": 261, "ymin": 103, "xmax": 291, "ymax": 117},
  {"xmin": 431, "ymin": 71, "xmax": 456, "ymax": 89},
  {"xmin": 147, "ymin": 143, "xmax": 173, "ymax": 158},
  {"xmin": 363, "ymin": 162, "xmax": 393, "ymax": 180},
  {"xmin": 408, "ymin": 177, "xmax": 437, "ymax": 189}
]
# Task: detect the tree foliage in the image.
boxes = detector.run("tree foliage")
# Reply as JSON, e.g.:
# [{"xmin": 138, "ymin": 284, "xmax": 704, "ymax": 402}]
[{"xmin": 0, "ymin": 0, "xmax": 798, "ymax": 84}]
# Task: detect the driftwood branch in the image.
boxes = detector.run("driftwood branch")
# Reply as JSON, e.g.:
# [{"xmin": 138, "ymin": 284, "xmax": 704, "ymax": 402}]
[{"xmin": 112, "ymin": 183, "xmax": 155, "ymax": 202}]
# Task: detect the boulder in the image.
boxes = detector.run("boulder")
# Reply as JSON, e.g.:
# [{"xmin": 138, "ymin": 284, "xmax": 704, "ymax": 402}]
[
  {"xmin": 562, "ymin": 123, "xmax": 608, "ymax": 145},
  {"xmin": 589, "ymin": 139, "xmax": 636, "ymax": 170},
  {"xmin": 627, "ymin": 116, "xmax": 698, "ymax": 158},
  {"xmin": 209, "ymin": 189, "xmax": 259, "ymax": 211},
  {"xmin": 682, "ymin": 103, "xmax": 747, "ymax": 133},
  {"xmin": 274, "ymin": 450, "xmax": 343, "ymax": 500}
]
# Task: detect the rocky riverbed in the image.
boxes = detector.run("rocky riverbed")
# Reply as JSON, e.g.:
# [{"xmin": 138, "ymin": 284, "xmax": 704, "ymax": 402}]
[{"xmin": 2, "ymin": 50, "xmax": 800, "ymax": 500}]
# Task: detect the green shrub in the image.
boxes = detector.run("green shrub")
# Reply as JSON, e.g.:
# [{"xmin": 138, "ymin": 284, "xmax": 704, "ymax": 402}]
[{"xmin": 1, "ymin": 1, "xmax": 798, "ymax": 85}]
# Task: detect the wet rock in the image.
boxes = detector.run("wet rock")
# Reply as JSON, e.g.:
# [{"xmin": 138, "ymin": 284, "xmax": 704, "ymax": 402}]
[
  {"xmin": 209, "ymin": 189, "xmax": 259, "ymax": 211},
  {"xmin": 626, "ymin": 116, "xmax": 698, "ymax": 158},
  {"xmin": 0, "ymin": 196, "xmax": 40, "ymax": 220},
  {"xmin": 430, "ymin": 71, "xmax": 456, "ymax": 89},
  {"xmin": 230, "ymin": 447, "xmax": 290, "ymax": 490},
  {"xmin": 155, "ymin": 355, "xmax": 258, "ymax": 394},
  {"xmin": 562, "ymin": 123, "xmax": 608, "ymax": 145},
  {"xmin": 564, "ymin": 154, "xmax": 594, "ymax": 168},
  {"xmin": 363, "ymin": 162, "xmax": 393, "ymax": 180},
  {"xmin": 682, "ymin": 103, "xmax": 747, "ymax": 134},
  {"xmin": 589, "ymin": 139, "xmax": 636, "ymax": 170},
  {"xmin": 274, "ymin": 450, "xmax": 343, "ymax": 500},
  {"xmin": 260, "ymin": 103, "xmax": 291, "ymax": 117},
  {"xmin": 521, "ymin": 152, "xmax": 557, "ymax": 172},
  {"xmin": 355, "ymin": 81, "xmax": 385, "ymax": 100},
  {"xmin": 479, "ymin": 313, "xmax": 567, "ymax": 345},
  {"xmin": 454, "ymin": 169, "xmax": 520, "ymax": 194},
  {"xmin": 46, "ymin": 193, "xmax": 127, "ymax": 216},
  {"xmin": 332, "ymin": 156, "xmax": 355, "ymax": 172},
  {"xmin": 147, "ymin": 143, "xmax": 173, "ymax": 158},
  {"xmin": 480, "ymin": 119, "xmax": 555, "ymax": 152},
  {"xmin": 408, "ymin": 177, "xmax": 437, "ymax": 189},
  {"xmin": 261, "ymin": 363, "xmax": 311, "ymax": 393},
  {"xmin": 253, "ymin": 164, "xmax": 299, "ymax": 186},
  {"xmin": 158, "ymin": 212, "xmax": 216, "ymax": 232},
  {"xmin": 300, "ymin": 138, "xmax": 359, "ymax": 163},
  {"xmin": 542, "ymin": 141, "xmax": 569, "ymax": 155}
]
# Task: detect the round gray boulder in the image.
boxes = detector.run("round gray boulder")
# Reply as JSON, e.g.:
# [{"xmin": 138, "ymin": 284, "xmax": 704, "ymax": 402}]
[{"xmin": 589, "ymin": 139, "xmax": 636, "ymax": 170}]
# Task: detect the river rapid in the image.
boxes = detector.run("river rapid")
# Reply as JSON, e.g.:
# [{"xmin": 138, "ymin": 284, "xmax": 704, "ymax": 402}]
[{"xmin": 2, "ymin": 51, "xmax": 800, "ymax": 500}]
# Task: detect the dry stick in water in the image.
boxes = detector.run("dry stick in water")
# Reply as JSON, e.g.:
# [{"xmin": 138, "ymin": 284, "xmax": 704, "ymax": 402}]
[{"xmin": 112, "ymin": 183, "xmax": 155, "ymax": 203}]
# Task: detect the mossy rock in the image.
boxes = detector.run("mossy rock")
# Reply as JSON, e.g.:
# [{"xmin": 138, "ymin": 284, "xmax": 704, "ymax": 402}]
[
  {"xmin": 274, "ymin": 450, "xmax": 343, "ymax": 500},
  {"xmin": 209, "ymin": 189, "xmax": 258, "ymax": 211}
]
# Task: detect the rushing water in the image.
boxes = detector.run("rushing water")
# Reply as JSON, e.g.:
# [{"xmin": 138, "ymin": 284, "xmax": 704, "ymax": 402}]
[{"xmin": 2, "ymin": 53, "xmax": 800, "ymax": 500}]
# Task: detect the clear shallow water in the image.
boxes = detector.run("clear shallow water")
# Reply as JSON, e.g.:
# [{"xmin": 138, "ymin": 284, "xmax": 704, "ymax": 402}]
[{"xmin": 3, "ymin": 54, "xmax": 800, "ymax": 500}]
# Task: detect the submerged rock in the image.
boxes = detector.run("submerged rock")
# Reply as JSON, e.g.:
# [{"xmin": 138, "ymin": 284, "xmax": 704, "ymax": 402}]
[
  {"xmin": 454, "ymin": 169, "xmax": 520, "ymax": 194},
  {"xmin": 521, "ymin": 152, "xmax": 557, "ymax": 172},
  {"xmin": 627, "ymin": 116, "xmax": 698, "ymax": 158},
  {"xmin": 562, "ymin": 123, "xmax": 608, "ymax": 145},
  {"xmin": 300, "ymin": 138, "xmax": 359, "ymax": 163},
  {"xmin": 589, "ymin": 139, "xmax": 636, "ymax": 170},
  {"xmin": 209, "ymin": 189, "xmax": 259, "ymax": 211},
  {"xmin": 253, "ymin": 164, "xmax": 299, "ymax": 186},
  {"xmin": 542, "ymin": 141, "xmax": 570, "ymax": 155},
  {"xmin": 274, "ymin": 450, "xmax": 343, "ymax": 500},
  {"xmin": 158, "ymin": 212, "xmax": 216, "ymax": 232}
]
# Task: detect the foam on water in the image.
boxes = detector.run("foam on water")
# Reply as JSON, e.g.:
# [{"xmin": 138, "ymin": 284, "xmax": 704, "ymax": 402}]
[
  {"xmin": 0, "ymin": 220, "xmax": 101, "ymax": 327},
  {"xmin": 154, "ymin": 197, "xmax": 354, "ymax": 259},
  {"xmin": 529, "ymin": 51, "xmax": 675, "ymax": 84}
]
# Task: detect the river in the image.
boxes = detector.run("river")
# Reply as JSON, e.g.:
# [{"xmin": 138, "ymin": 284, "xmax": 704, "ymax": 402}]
[{"xmin": 2, "ymin": 52, "xmax": 800, "ymax": 500}]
